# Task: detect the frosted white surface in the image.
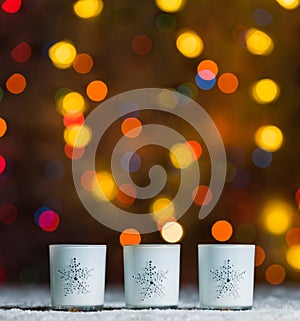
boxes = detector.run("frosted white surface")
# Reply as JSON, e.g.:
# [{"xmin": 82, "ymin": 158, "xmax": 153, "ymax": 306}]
[{"xmin": 0, "ymin": 285, "xmax": 300, "ymax": 320}]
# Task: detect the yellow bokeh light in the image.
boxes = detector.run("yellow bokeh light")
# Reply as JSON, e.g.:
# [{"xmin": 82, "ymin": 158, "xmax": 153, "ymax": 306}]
[
  {"xmin": 263, "ymin": 200, "xmax": 293, "ymax": 235},
  {"xmin": 276, "ymin": 0, "xmax": 299, "ymax": 9},
  {"xmin": 62, "ymin": 92, "xmax": 86, "ymax": 115},
  {"xmin": 48, "ymin": 41, "xmax": 77, "ymax": 69},
  {"xmin": 176, "ymin": 30, "xmax": 203, "ymax": 58},
  {"xmin": 252, "ymin": 78, "xmax": 280, "ymax": 104},
  {"xmin": 151, "ymin": 197, "xmax": 175, "ymax": 222},
  {"xmin": 155, "ymin": 0, "xmax": 186, "ymax": 13},
  {"xmin": 64, "ymin": 125, "xmax": 91, "ymax": 148},
  {"xmin": 161, "ymin": 222, "xmax": 184, "ymax": 243},
  {"xmin": 287, "ymin": 246, "xmax": 300, "ymax": 269},
  {"xmin": 245, "ymin": 28, "xmax": 274, "ymax": 56},
  {"xmin": 169, "ymin": 143, "xmax": 195, "ymax": 169},
  {"xmin": 255, "ymin": 125, "xmax": 283, "ymax": 152},
  {"xmin": 74, "ymin": 0, "xmax": 103, "ymax": 19},
  {"xmin": 92, "ymin": 171, "xmax": 117, "ymax": 201}
]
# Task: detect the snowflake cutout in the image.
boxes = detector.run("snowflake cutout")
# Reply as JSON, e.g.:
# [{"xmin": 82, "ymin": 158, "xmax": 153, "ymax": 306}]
[
  {"xmin": 57, "ymin": 257, "xmax": 94, "ymax": 296},
  {"xmin": 132, "ymin": 260, "xmax": 169, "ymax": 301},
  {"xmin": 210, "ymin": 259, "xmax": 246, "ymax": 299}
]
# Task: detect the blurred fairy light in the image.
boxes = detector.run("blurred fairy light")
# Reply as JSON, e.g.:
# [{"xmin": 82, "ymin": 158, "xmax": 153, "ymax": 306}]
[
  {"xmin": 63, "ymin": 112, "xmax": 85, "ymax": 127},
  {"xmin": 286, "ymin": 246, "xmax": 300, "ymax": 269},
  {"xmin": 255, "ymin": 125, "xmax": 283, "ymax": 152},
  {"xmin": 0, "ymin": 155, "xmax": 6, "ymax": 174},
  {"xmin": 276, "ymin": 0, "xmax": 299, "ymax": 9},
  {"xmin": 211, "ymin": 220, "xmax": 233, "ymax": 242},
  {"xmin": 217, "ymin": 73, "xmax": 239, "ymax": 94},
  {"xmin": 64, "ymin": 144, "xmax": 85, "ymax": 160},
  {"xmin": 169, "ymin": 142, "xmax": 195, "ymax": 169},
  {"xmin": 34, "ymin": 207, "xmax": 60, "ymax": 232},
  {"xmin": 91, "ymin": 171, "xmax": 117, "ymax": 201},
  {"xmin": 161, "ymin": 222, "xmax": 184, "ymax": 243},
  {"xmin": 1, "ymin": 0, "xmax": 22, "ymax": 13},
  {"xmin": 285, "ymin": 228, "xmax": 300, "ymax": 246},
  {"xmin": 151, "ymin": 197, "xmax": 175, "ymax": 222},
  {"xmin": 120, "ymin": 152, "xmax": 142, "ymax": 173},
  {"xmin": 6, "ymin": 73, "xmax": 26, "ymax": 94},
  {"xmin": 156, "ymin": 14, "xmax": 177, "ymax": 33},
  {"xmin": 48, "ymin": 41, "xmax": 77, "ymax": 69},
  {"xmin": 131, "ymin": 35, "xmax": 152, "ymax": 55},
  {"xmin": 86, "ymin": 80, "xmax": 108, "ymax": 102},
  {"xmin": 11, "ymin": 42, "xmax": 32, "ymax": 63},
  {"xmin": 252, "ymin": 8, "xmax": 272, "ymax": 27},
  {"xmin": 0, "ymin": 118, "xmax": 7, "ymax": 138},
  {"xmin": 176, "ymin": 30, "xmax": 204, "ymax": 58},
  {"xmin": 262, "ymin": 199, "xmax": 292, "ymax": 234},
  {"xmin": 116, "ymin": 184, "xmax": 136, "ymax": 207},
  {"xmin": 73, "ymin": 0, "xmax": 104, "ymax": 19},
  {"xmin": 176, "ymin": 82, "xmax": 198, "ymax": 99},
  {"xmin": 251, "ymin": 78, "xmax": 280, "ymax": 104},
  {"xmin": 252, "ymin": 148, "xmax": 272, "ymax": 168},
  {"xmin": 193, "ymin": 185, "xmax": 212, "ymax": 206},
  {"xmin": 73, "ymin": 53, "xmax": 94, "ymax": 74},
  {"xmin": 119, "ymin": 228, "xmax": 141, "ymax": 246},
  {"xmin": 255, "ymin": 245, "xmax": 266, "ymax": 267},
  {"xmin": 265, "ymin": 264, "xmax": 286, "ymax": 284},
  {"xmin": 121, "ymin": 117, "xmax": 142, "ymax": 138},
  {"xmin": 245, "ymin": 28, "xmax": 274, "ymax": 56},
  {"xmin": 63, "ymin": 124, "xmax": 91, "ymax": 148},
  {"xmin": 61, "ymin": 91, "xmax": 86, "ymax": 115},
  {"xmin": 187, "ymin": 140, "xmax": 202, "ymax": 160},
  {"xmin": 80, "ymin": 170, "xmax": 95, "ymax": 191},
  {"xmin": 155, "ymin": 0, "xmax": 186, "ymax": 13}
]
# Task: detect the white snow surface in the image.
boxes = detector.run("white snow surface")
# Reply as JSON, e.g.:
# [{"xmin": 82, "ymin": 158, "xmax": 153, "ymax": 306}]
[{"xmin": 0, "ymin": 285, "xmax": 300, "ymax": 320}]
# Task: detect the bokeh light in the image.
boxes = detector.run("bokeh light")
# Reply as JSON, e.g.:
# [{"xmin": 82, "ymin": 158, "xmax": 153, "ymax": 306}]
[
  {"xmin": 38, "ymin": 210, "xmax": 60, "ymax": 232},
  {"xmin": 0, "ymin": 118, "xmax": 7, "ymax": 138},
  {"xmin": 64, "ymin": 124, "xmax": 91, "ymax": 148},
  {"xmin": 211, "ymin": 220, "xmax": 233, "ymax": 242},
  {"xmin": 64, "ymin": 144, "xmax": 85, "ymax": 160},
  {"xmin": 235, "ymin": 224, "xmax": 256, "ymax": 243},
  {"xmin": 252, "ymin": 148, "xmax": 272, "ymax": 168},
  {"xmin": 276, "ymin": 0, "xmax": 299, "ymax": 9},
  {"xmin": 187, "ymin": 140, "xmax": 202, "ymax": 160},
  {"xmin": 156, "ymin": 14, "xmax": 176, "ymax": 33},
  {"xmin": 121, "ymin": 117, "xmax": 142, "ymax": 138},
  {"xmin": 176, "ymin": 82, "xmax": 198, "ymax": 99},
  {"xmin": 197, "ymin": 59, "xmax": 218, "ymax": 77},
  {"xmin": 286, "ymin": 228, "xmax": 300, "ymax": 246},
  {"xmin": 251, "ymin": 78, "xmax": 280, "ymax": 104},
  {"xmin": 63, "ymin": 112, "xmax": 85, "ymax": 127},
  {"xmin": 6, "ymin": 73, "xmax": 27, "ymax": 94},
  {"xmin": 74, "ymin": 0, "xmax": 104, "ymax": 19},
  {"xmin": 193, "ymin": 185, "xmax": 212, "ymax": 206},
  {"xmin": 169, "ymin": 142, "xmax": 195, "ymax": 169},
  {"xmin": 11, "ymin": 42, "xmax": 32, "ymax": 62},
  {"xmin": 119, "ymin": 228, "xmax": 141, "ymax": 246},
  {"xmin": 253, "ymin": 8, "xmax": 273, "ymax": 27},
  {"xmin": 86, "ymin": 80, "xmax": 108, "ymax": 102},
  {"xmin": 62, "ymin": 91, "xmax": 86, "ymax": 115},
  {"xmin": 217, "ymin": 73, "xmax": 239, "ymax": 94},
  {"xmin": 151, "ymin": 197, "xmax": 175, "ymax": 222},
  {"xmin": 0, "ymin": 155, "xmax": 6, "ymax": 174},
  {"xmin": 120, "ymin": 152, "xmax": 142, "ymax": 173},
  {"xmin": 116, "ymin": 184, "xmax": 136, "ymax": 207},
  {"xmin": 92, "ymin": 171, "xmax": 117, "ymax": 201},
  {"xmin": 158, "ymin": 89, "xmax": 179, "ymax": 109},
  {"xmin": 1, "ymin": 0, "xmax": 22, "ymax": 13},
  {"xmin": 72, "ymin": 53, "xmax": 93, "ymax": 74},
  {"xmin": 176, "ymin": 30, "xmax": 204, "ymax": 58},
  {"xmin": 155, "ymin": 0, "xmax": 186, "ymax": 13},
  {"xmin": 262, "ymin": 200, "xmax": 292, "ymax": 235},
  {"xmin": 80, "ymin": 170, "xmax": 96, "ymax": 191},
  {"xmin": 195, "ymin": 73, "xmax": 216, "ymax": 90},
  {"xmin": 254, "ymin": 125, "xmax": 283, "ymax": 152},
  {"xmin": 161, "ymin": 222, "xmax": 184, "ymax": 243},
  {"xmin": 265, "ymin": 264, "xmax": 286, "ymax": 284},
  {"xmin": 245, "ymin": 28, "xmax": 274, "ymax": 56},
  {"xmin": 0, "ymin": 204, "xmax": 18, "ymax": 225},
  {"xmin": 132, "ymin": 35, "xmax": 152, "ymax": 55},
  {"xmin": 48, "ymin": 41, "xmax": 77, "ymax": 69},
  {"xmin": 286, "ymin": 245, "xmax": 300, "ymax": 269},
  {"xmin": 295, "ymin": 188, "xmax": 300, "ymax": 209},
  {"xmin": 255, "ymin": 245, "xmax": 266, "ymax": 267}
]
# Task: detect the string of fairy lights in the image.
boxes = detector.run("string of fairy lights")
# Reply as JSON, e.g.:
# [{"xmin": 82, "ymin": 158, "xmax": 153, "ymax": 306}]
[{"xmin": 0, "ymin": 0, "xmax": 300, "ymax": 285}]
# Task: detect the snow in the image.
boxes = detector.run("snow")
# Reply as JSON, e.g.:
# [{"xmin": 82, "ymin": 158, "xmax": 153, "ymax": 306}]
[{"xmin": 0, "ymin": 285, "xmax": 300, "ymax": 320}]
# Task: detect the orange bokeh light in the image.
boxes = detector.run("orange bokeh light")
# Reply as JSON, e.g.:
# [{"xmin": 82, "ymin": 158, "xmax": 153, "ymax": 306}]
[
  {"xmin": 64, "ymin": 144, "xmax": 85, "ymax": 159},
  {"xmin": 116, "ymin": 184, "xmax": 136, "ymax": 206},
  {"xmin": 197, "ymin": 59, "xmax": 218, "ymax": 76},
  {"xmin": 0, "ymin": 118, "xmax": 7, "ymax": 137},
  {"xmin": 218, "ymin": 72, "xmax": 239, "ymax": 94},
  {"xmin": 73, "ymin": 53, "xmax": 93, "ymax": 74},
  {"xmin": 193, "ymin": 185, "xmax": 212, "ymax": 206},
  {"xmin": 6, "ymin": 73, "xmax": 27, "ymax": 94},
  {"xmin": 132, "ymin": 34, "xmax": 152, "ymax": 55},
  {"xmin": 86, "ymin": 80, "xmax": 108, "ymax": 102},
  {"xmin": 265, "ymin": 264, "xmax": 286, "ymax": 284},
  {"xmin": 285, "ymin": 228, "xmax": 300, "ymax": 246},
  {"xmin": 211, "ymin": 220, "xmax": 233, "ymax": 242},
  {"xmin": 63, "ymin": 112, "xmax": 85, "ymax": 127},
  {"xmin": 121, "ymin": 117, "xmax": 142, "ymax": 138},
  {"xmin": 187, "ymin": 140, "xmax": 202, "ymax": 160},
  {"xmin": 255, "ymin": 245, "xmax": 266, "ymax": 267},
  {"xmin": 120, "ymin": 228, "xmax": 141, "ymax": 246}
]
